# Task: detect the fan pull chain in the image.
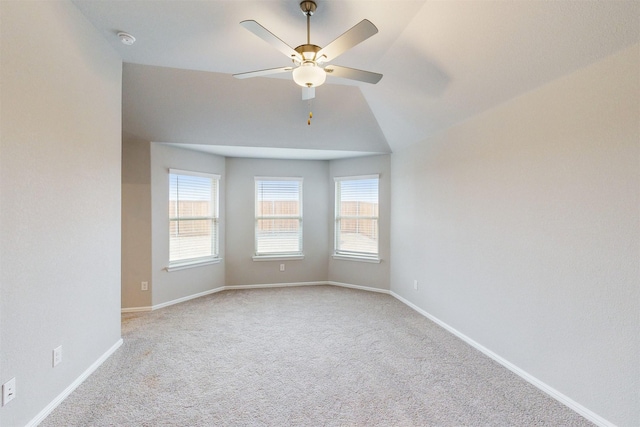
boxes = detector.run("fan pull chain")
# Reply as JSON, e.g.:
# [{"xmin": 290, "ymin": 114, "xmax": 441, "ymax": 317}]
[{"xmin": 308, "ymin": 100, "xmax": 313, "ymax": 126}]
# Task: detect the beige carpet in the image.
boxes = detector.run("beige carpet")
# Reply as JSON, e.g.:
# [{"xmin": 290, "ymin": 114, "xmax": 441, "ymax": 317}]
[{"xmin": 42, "ymin": 285, "xmax": 592, "ymax": 426}]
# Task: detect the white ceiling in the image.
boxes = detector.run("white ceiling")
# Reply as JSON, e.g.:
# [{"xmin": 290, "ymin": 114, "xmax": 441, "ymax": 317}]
[{"xmin": 73, "ymin": 0, "xmax": 639, "ymax": 159}]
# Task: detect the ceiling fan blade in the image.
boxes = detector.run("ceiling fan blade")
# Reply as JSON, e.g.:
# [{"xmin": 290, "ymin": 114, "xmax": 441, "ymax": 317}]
[
  {"xmin": 302, "ymin": 86, "xmax": 315, "ymax": 100},
  {"xmin": 233, "ymin": 67, "xmax": 293, "ymax": 79},
  {"xmin": 240, "ymin": 20, "xmax": 301, "ymax": 61},
  {"xmin": 316, "ymin": 20, "xmax": 378, "ymax": 63},
  {"xmin": 324, "ymin": 65, "xmax": 382, "ymax": 84}
]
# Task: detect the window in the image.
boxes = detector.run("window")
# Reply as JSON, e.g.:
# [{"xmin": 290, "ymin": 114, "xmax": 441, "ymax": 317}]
[
  {"xmin": 254, "ymin": 177, "xmax": 303, "ymax": 258},
  {"xmin": 334, "ymin": 175, "xmax": 379, "ymax": 260},
  {"xmin": 169, "ymin": 169, "xmax": 220, "ymax": 269}
]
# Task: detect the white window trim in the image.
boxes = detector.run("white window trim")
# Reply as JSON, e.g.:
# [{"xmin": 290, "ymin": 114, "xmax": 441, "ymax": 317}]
[
  {"xmin": 165, "ymin": 257, "xmax": 222, "ymax": 272},
  {"xmin": 332, "ymin": 254, "xmax": 381, "ymax": 263},
  {"xmin": 169, "ymin": 168, "xmax": 221, "ymax": 181},
  {"xmin": 252, "ymin": 254, "xmax": 305, "ymax": 262},
  {"xmin": 334, "ymin": 174, "xmax": 380, "ymax": 181},
  {"xmin": 254, "ymin": 176, "xmax": 304, "ymax": 258},
  {"xmin": 168, "ymin": 169, "xmax": 221, "ymax": 270},
  {"xmin": 334, "ymin": 174, "xmax": 380, "ymax": 259}
]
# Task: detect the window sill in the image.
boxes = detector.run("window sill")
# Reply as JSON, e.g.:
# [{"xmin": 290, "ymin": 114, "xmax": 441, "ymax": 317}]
[
  {"xmin": 165, "ymin": 258, "xmax": 222, "ymax": 272},
  {"xmin": 252, "ymin": 254, "xmax": 305, "ymax": 262},
  {"xmin": 332, "ymin": 254, "xmax": 381, "ymax": 264}
]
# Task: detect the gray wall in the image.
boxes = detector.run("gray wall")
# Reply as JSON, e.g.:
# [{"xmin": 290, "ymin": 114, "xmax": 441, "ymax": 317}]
[
  {"xmin": 122, "ymin": 141, "xmax": 228, "ymax": 310},
  {"xmin": 225, "ymin": 158, "xmax": 330, "ymax": 286},
  {"xmin": 0, "ymin": 1, "xmax": 122, "ymax": 425},
  {"xmin": 122, "ymin": 134, "xmax": 152, "ymax": 309},
  {"xmin": 389, "ymin": 45, "xmax": 639, "ymax": 426},
  {"xmin": 328, "ymin": 155, "xmax": 391, "ymax": 290},
  {"xmin": 150, "ymin": 144, "xmax": 226, "ymax": 307}
]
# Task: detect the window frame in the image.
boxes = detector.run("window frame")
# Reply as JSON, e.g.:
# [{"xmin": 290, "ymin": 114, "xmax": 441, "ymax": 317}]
[
  {"xmin": 253, "ymin": 176, "xmax": 304, "ymax": 261},
  {"xmin": 333, "ymin": 174, "xmax": 380, "ymax": 263},
  {"xmin": 167, "ymin": 168, "xmax": 221, "ymax": 271}
]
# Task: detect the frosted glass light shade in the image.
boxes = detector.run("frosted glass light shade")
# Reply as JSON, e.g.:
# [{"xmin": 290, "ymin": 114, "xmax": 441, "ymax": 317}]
[{"xmin": 292, "ymin": 62, "xmax": 326, "ymax": 87}]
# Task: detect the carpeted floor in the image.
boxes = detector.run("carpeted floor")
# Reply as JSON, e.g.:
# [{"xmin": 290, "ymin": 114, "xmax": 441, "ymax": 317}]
[{"xmin": 42, "ymin": 285, "xmax": 592, "ymax": 426}]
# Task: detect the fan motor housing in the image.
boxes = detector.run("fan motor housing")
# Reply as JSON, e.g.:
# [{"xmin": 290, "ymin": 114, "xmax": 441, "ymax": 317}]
[{"xmin": 294, "ymin": 44, "xmax": 321, "ymax": 62}]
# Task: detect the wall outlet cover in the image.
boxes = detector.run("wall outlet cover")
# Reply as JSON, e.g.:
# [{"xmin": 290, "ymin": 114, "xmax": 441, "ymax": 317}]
[{"xmin": 2, "ymin": 378, "xmax": 16, "ymax": 406}]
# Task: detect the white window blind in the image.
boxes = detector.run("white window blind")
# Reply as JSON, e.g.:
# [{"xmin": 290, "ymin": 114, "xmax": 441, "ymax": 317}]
[
  {"xmin": 169, "ymin": 169, "xmax": 219, "ymax": 266},
  {"xmin": 335, "ymin": 175, "xmax": 379, "ymax": 258},
  {"xmin": 255, "ymin": 177, "xmax": 303, "ymax": 256}
]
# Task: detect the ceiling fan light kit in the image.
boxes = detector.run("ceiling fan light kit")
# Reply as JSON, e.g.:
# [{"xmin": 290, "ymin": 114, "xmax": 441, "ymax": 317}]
[
  {"xmin": 233, "ymin": 0, "xmax": 382, "ymax": 100},
  {"xmin": 292, "ymin": 62, "xmax": 326, "ymax": 87}
]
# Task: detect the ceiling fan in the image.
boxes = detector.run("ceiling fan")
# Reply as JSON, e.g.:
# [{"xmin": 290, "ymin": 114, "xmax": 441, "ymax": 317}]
[{"xmin": 233, "ymin": 0, "xmax": 383, "ymax": 100}]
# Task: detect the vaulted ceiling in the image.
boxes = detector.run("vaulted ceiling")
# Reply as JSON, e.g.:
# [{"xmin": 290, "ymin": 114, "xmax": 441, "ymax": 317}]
[{"xmin": 73, "ymin": 0, "xmax": 639, "ymax": 159}]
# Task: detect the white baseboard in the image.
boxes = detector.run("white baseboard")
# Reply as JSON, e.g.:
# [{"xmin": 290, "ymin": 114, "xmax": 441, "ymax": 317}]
[
  {"xmin": 390, "ymin": 291, "xmax": 614, "ymax": 427},
  {"xmin": 327, "ymin": 281, "xmax": 390, "ymax": 294},
  {"xmin": 225, "ymin": 281, "xmax": 389, "ymax": 295},
  {"xmin": 224, "ymin": 281, "xmax": 327, "ymax": 291},
  {"xmin": 151, "ymin": 287, "xmax": 226, "ymax": 311},
  {"xmin": 121, "ymin": 306, "xmax": 152, "ymax": 313},
  {"xmin": 122, "ymin": 288, "xmax": 227, "ymax": 313},
  {"xmin": 121, "ymin": 281, "xmax": 392, "ymax": 313},
  {"xmin": 27, "ymin": 338, "xmax": 123, "ymax": 427}
]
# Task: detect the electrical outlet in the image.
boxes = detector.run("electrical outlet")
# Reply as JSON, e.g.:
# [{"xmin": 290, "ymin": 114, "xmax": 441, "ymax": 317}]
[
  {"xmin": 141, "ymin": 281, "xmax": 148, "ymax": 291},
  {"xmin": 413, "ymin": 280, "xmax": 418, "ymax": 290},
  {"xmin": 280, "ymin": 264, "xmax": 285, "ymax": 272},
  {"xmin": 2, "ymin": 378, "xmax": 15, "ymax": 406},
  {"xmin": 53, "ymin": 346, "xmax": 62, "ymax": 367}
]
